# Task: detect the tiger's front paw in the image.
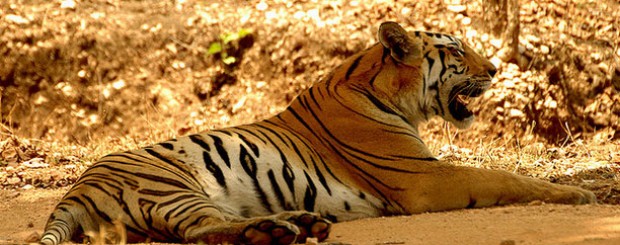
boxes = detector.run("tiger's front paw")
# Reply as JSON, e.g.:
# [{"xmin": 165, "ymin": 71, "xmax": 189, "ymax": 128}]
[
  {"xmin": 285, "ymin": 212, "xmax": 331, "ymax": 242},
  {"xmin": 241, "ymin": 219, "xmax": 300, "ymax": 245},
  {"xmin": 546, "ymin": 184, "xmax": 597, "ymax": 204}
]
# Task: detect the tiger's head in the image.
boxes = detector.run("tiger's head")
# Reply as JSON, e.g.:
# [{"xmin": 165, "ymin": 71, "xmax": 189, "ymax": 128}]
[{"xmin": 375, "ymin": 22, "xmax": 496, "ymax": 129}]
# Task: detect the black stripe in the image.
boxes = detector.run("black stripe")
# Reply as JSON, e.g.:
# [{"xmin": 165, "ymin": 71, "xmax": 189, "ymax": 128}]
[
  {"xmin": 282, "ymin": 162, "xmax": 296, "ymax": 196},
  {"xmin": 425, "ymin": 52, "xmax": 435, "ymax": 78},
  {"xmin": 136, "ymin": 148, "xmax": 200, "ymax": 185},
  {"xmin": 284, "ymin": 107, "xmax": 346, "ymax": 185},
  {"xmin": 312, "ymin": 158, "xmax": 332, "ymax": 195},
  {"xmin": 438, "ymin": 50, "xmax": 447, "ymax": 83},
  {"xmin": 302, "ymin": 102, "xmax": 413, "ymax": 189},
  {"xmin": 210, "ymin": 135, "xmax": 231, "ymax": 168},
  {"xmin": 345, "ymin": 54, "xmax": 364, "ymax": 80},
  {"xmin": 235, "ymin": 127, "xmax": 267, "ymax": 144},
  {"xmin": 239, "ymin": 145, "xmax": 257, "ymax": 177},
  {"xmin": 303, "ymin": 171, "xmax": 317, "ymax": 212},
  {"xmin": 165, "ymin": 198, "xmax": 211, "ymax": 222},
  {"xmin": 189, "ymin": 134, "xmax": 211, "ymax": 151},
  {"xmin": 238, "ymin": 134, "xmax": 260, "ymax": 157},
  {"xmin": 144, "ymin": 148, "xmax": 188, "ymax": 172},
  {"xmin": 251, "ymin": 176, "xmax": 273, "ymax": 213},
  {"xmin": 203, "ymin": 151, "xmax": 227, "ymax": 189},
  {"xmin": 422, "ymin": 75, "xmax": 427, "ymax": 96},
  {"xmin": 81, "ymin": 182, "xmax": 124, "ymax": 208},
  {"xmin": 138, "ymin": 189, "xmax": 182, "ymax": 196},
  {"xmin": 359, "ymin": 174, "xmax": 406, "ymax": 213},
  {"xmin": 212, "ymin": 129, "xmax": 233, "ymax": 136},
  {"xmin": 308, "ymin": 87, "xmax": 322, "ymax": 111},
  {"xmin": 447, "ymin": 64, "xmax": 466, "ymax": 74},
  {"xmin": 467, "ymin": 197, "xmax": 477, "ymax": 209},
  {"xmin": 182, "ymin": 216, "xmax": 208, "ymax": 237},
  {"xmin": 103, "ymin": 152, "xmax": 200, "ymax": 188},
  {"xmin": 267, "ymin": 170, "xmax": 288, "ymax": 210},
  {"xmin": 331, "ymin": 89, "xmax": 409, "ymax": 129},
  {"xmin": 137, "ymin": 198, "xmax": 162, "ymax": 237},
  {"xmin": 90, "ymin": 163, "xmax": 192, "ymax": 190},
  {"xmin": 159, "ymin": 142, "xmax": 174, "ymax": 150},
  {"xmin": 362, "ymin": 91, "xmax": 398, "ymax": 116},
  {"xmin": 82, "ymin": 194, "xmax": 113, "ymax": 223},
  {"xmin": 254, "ymin": 123, "xmax": 291, "ymax": 148},
  {"xmin": 158, "ymin": 194, "xmax": 199, "ymax": 209},
  {"xmin": 368, "ymin": 67, "xmax": 382, "ymax": 88},
  {"xmin": 429, "ymin": 82, "xmax": 444, "ymax": 115},
  {"xmin": 381, "ymin": 47, "xmax": 390, "ymax": 64}
]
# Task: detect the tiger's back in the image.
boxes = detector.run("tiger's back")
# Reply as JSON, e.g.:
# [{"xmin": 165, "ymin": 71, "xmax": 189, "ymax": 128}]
[
  {"xmin": 41, "ymin": 22, "xmax": 595, "ymax": 245},
  {"xmin": 41, "ymin": 122, "xmax": 384, "ymax": 244}
]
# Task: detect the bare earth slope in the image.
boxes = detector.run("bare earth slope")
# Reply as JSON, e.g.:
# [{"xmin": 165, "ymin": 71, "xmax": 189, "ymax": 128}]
[{"xmin": 1, "ymin": 0, "xmax": 619, "ymax": 244}]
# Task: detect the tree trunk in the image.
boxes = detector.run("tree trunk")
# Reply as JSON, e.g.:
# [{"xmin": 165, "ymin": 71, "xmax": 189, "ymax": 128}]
[{"xmin": 483, "ymin": 0, "xmax": 523, "ymax": 66}]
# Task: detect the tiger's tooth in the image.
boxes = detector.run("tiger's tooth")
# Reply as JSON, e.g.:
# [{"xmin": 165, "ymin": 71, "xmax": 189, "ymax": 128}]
[{"xmin": 457, "ymin": 94, "xmax": 470, "ymax": 106}]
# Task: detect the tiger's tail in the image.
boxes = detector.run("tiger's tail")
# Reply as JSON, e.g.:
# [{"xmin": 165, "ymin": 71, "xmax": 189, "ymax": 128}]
[{"xmin": 39, "ymin": 204, "xmax": 83, "ymax": 245}]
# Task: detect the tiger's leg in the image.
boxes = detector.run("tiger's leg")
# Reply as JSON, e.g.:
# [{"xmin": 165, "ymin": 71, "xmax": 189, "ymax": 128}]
[
  {"xmin": 390, "ymin": 163, "xmax": 596, "ymax": 214},
  {"xmin": 149, "ymin": 195, "xmax": 291, "ymax": 244},
  {"xmin": 184, "ymin": 211, "xmax": 330, "ymax": 245}
]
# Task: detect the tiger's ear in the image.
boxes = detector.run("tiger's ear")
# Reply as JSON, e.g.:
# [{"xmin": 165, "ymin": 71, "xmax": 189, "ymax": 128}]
[{"xmin": 378, "ymin": 22, "xmax": 422, "ymax": 65}]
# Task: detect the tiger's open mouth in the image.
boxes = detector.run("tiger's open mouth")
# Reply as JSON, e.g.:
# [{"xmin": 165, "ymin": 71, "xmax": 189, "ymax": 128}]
[{"xmin": 448, "ymin": 81, "xmax": 490, "ymax": 121}]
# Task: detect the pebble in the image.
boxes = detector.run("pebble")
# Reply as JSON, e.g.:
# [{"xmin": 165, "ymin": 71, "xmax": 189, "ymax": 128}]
[
  {"xmin": 446, "ymin": 5, "xmax": 467, "ymax": 13},
  {"xmin": 509, "ymin": 109, "xmax": 524, "ymax": 118},
  {"xmin": 490, "ymin": 39, "xmax": 503, "ymax": 49},
  {"xmin": 8, "ymin": 177, "xmax": 21, "ymax": 185},
  {"xmin": 5, "ymin": 14, "xmax": 29, "ymax": 25},
  {"xmin": 60, "ymin": 0, "xmax": 76, "ymax": 10}
]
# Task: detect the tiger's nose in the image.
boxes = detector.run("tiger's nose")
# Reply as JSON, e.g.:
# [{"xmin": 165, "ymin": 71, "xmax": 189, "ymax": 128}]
[{"xmin": 488, "ymin": 68, "xmax": 497, "ymax": 77}]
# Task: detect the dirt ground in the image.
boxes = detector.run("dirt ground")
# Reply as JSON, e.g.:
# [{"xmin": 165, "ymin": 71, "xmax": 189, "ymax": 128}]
[
  {"xmin": 1, "ymin": 189, "xmax": 620, "ymax": 245},
  {"xmin": 1, "ymin": 0, "xmax": 620, "ymax": 244}
]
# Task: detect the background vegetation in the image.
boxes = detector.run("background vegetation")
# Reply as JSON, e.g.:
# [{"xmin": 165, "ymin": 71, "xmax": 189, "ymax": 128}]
[{"xmin": 0, "ymin": 0, "xmax": 618, "ymax": 203}]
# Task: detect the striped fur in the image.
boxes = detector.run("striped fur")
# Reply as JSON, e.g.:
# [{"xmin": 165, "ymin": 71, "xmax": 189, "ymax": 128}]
[{"xmin": 40, "ymin": 22, "xmax": 595, "ymax": 245}]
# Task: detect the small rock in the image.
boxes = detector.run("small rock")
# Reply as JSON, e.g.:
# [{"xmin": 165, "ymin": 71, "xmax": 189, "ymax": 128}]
[
  {"xmin": 22, "ymin": 158, "xmax": 49, "ymax": 168},
  {"xmin": 481, "ymin": 34, "xmax": 489, "ymax": 42},
  {"xmin": 401, "ymin": 7, "xmax": 412, "ymax": 16},
  {"xmin": 60, "ymin": 0, "xmax": 76, "ymax": 10},
  {"xmin": 540, "ymin": 45, "xmax": 550, "ymax": 54},
  {"xmin": 305, "ymin": 237, "xmax": 318, "ymax": 245},
  {"xmin": 256, "ymin": 1, "xmax": 268, "ymax": 11},
  {"xmin": 503, "ymin": 80, "xmax": 515, "ymax": 88},
  {"xmin": 7, "ymin": 177, "xmax": 21, "ymax": 185},
  {"xmin": 461, "ymin": 17, "xmax": 471, "ymax": 25},
  {"xmin": 490, "ymin": 56, "xmax": 502, "ymax": 68},
  {"xmin": 446, "ymin": 5, "xmax": 467, "ymax": 13},
  {"xmin": 5, "ymin": 14, "xmax": 29, "ymax": 25},
  {"xmin": 231, "ymin": 96, "xmax": 247, "ymax": 114},
  {"xmin": 490, "ymin": 39, "xmax": 503, "ymax": 49},
  {"xmin": 509, "ymin": 109, "xmax": 524, "ymax": 118},
  {"xmin": 525, "ymin": 35, "xmax": 541, "ymax": 44}
]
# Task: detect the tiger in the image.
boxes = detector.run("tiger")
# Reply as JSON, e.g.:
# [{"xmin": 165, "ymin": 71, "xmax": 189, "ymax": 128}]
[{"xmin": 40, "ymin": 21, "xmax": 596, "ymax": 245}]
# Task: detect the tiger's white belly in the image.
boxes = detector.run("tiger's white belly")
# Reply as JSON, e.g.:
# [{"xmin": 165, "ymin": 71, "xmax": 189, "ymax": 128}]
[{"xmin": 150, "ymin": 131, "xmax": 387, "ymax": 222}]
